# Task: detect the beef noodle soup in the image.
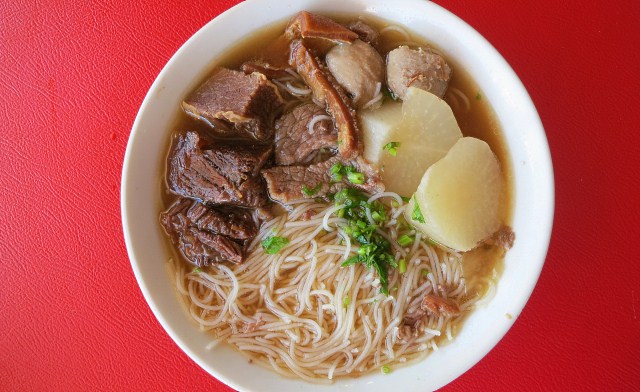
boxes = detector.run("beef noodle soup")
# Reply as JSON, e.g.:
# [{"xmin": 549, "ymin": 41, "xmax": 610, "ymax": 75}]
[{"xmin": 160, "ymin": 12, "xmax": 514, "ymax": 382}]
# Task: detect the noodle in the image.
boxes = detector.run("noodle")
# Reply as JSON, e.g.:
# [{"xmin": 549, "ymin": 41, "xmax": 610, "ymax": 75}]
[{"xmin": 172, "ymin": 193, "xmax": 483, "ymax": 381}]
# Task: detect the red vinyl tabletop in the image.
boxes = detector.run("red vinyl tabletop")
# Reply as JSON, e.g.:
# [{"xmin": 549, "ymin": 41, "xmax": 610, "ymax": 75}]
[{"xmin": 1, "ymin": 0, "xmax": 639, "ymax": 390}]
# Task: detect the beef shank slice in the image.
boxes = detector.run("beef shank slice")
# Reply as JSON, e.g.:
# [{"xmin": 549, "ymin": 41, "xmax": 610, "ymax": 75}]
[
  {"xmin": 261, "ymin": 156, "xmax": 383, "ymax": 204},
  {"xmin": 275, "ymin": 103, "xmax": 337, "ymax": 165}
]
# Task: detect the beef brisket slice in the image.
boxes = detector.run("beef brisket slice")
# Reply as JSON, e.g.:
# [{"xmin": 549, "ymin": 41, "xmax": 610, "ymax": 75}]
[
  {"xmin": 275, "ymin": 103, "xmax": 337, "ymax": 165},
  {"xmin": 161, "ymin": 198, "xmax": 257, "ymax": 266},
  {"xmin": 168, "ymin": 131, "xmax": 271, "ymax": 207},
  {"xmin": 182, "ymin": 68, "xmax": 285, "ymax": 141},
  {"xmin": 261, "ymin": 156, "xmax": 383, "ymax": 204}
]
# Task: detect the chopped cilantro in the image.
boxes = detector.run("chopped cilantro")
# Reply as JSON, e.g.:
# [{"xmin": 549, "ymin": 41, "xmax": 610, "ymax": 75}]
[
  {"xmin": 261, "ymin": 235, "xmax": 289, "ymax": 254},
  {"xmin": 383, "ymin": 142, "xmax": 401, "ymax": 156},
  {"xmin": 302, "ymin": 183, "xmax": 322, "ymax": 197},
  {"xmin": 412, "ymin": 196, "xmax": 426, "ymax": 223},
  {"xmin": 335, "ymin": 188, "xmax": 398, "ymax": 294}
]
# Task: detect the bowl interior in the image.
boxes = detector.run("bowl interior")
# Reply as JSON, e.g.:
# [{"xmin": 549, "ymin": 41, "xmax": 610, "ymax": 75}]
[{"xmin": 121, "ymin": 0, "xmax": 554, "ymax": 390}]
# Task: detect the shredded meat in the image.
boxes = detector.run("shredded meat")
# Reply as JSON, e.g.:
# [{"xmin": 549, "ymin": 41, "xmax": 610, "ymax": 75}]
[
  {"xmin": 485, "ymin": 226, "xmax": 516, "ymax": 250},
  {"xmin": 240, "ymin": 61, "xmax": 292, "ymax": 80},
  {"xmin": 274, "ymin": 103, "xmax": 337, "ymax": 165},
  {"xmin": 285, "ymin": 11, "xmax": 358, "ymax": 43},
  {"xmin": 261, "ymin": 155, "xmax": 383, "ymax": 204},
  {"xmin": 289, "ymin": 40, "xmax": 361, "ymax": 159},
  {"xmin": 421, "ymin": 294, "xmax": 460, "ymax": 317}
]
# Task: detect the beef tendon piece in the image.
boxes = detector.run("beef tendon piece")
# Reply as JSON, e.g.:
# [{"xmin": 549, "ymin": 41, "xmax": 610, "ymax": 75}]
[
  {"xmin": 182, "ymin": 67, "xmax": 285, "ymax": 141},
  {"xmin": 275, "ymin": 103, "xmax": 337, "ymax": 165},
  {"xmin": 168, "ymin": 131, "xmax": 272, "ymax": 207},
  {"xmin": 261, "ymin": 156, "xmax": 383, "ymax": 204},
  {"xmin": 160, "ymin": 198, "xmax": 257, "ymax": 266},
  {"xmin": 386, "ymin": 46, "xmax": 452, "ymax": 100},
  {"xmin": 285, "ymin": 11, "xmax": 358, "ymax": 44},
  {"xmin": 289, "ymin": 40, "xmax": 361, "ymax": 159}
]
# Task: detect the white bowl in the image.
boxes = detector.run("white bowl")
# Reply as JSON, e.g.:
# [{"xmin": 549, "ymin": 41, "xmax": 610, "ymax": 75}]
[{"xmin": 121, "ymin": 0, "xmax": 554, "ymax": 390}]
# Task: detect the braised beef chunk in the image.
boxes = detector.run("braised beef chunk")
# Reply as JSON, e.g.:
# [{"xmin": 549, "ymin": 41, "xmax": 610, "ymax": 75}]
[
  {"xmin": 387, "ymin": 46, "xmax": 452, "ymax": 100},
  {"xmin": 186, "ymin": 202, "xmax": 257, "ymax": 240},
  {"xmin": 182, "ymin": 68, "xmax": 285, "ymax": 141},
  {"xmin": 285, "ymin": 11, "xmax": 358, "ymax": 44},
  {"xmin": 168, "ymin": 131, "xmax": 271, "ymax": 207},
  {"xmin": 261, "ymin": 156, "xmax": 383, "ymax": 204},
  {"xmin": 289, "ymin": 40, "xmax": 361, "ymax": 159},
  {"xmin": 347, "ymin": 20, "xmax": 379, "ymax": 46},
  {"xmin": 275, "ymin": 103, "xmax": 337, "ymax": 165},
  {"xmin": 160, "ymin": 198, "xmax": 253, "ymax": 266}
]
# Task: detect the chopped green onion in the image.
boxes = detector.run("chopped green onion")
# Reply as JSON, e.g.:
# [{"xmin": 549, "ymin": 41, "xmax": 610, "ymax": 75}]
[
  {"xmin": 401, "ymin": 195, "xmax": 411, "ymax": 203},
  {"xmin": 302, "ymin": 183, "xmax": 322, "ymax": 197},
  {"xmin": 343, "ymin": 295, "xmax": 351, "ymax": 308},
  {"xmin": 476, "ymin": 92, "xmax": 482, "ymax": 100},
  {"xmin": 381, "ymin": 365, "xmax": 391, "ymax": 374},
  {"xmin": 193, "ymin": 267, "xmax": 202, "ymax": 274},
  {"xmin": 347, "ymin": 171, "xmax": 365, "ymax": 184},
  {"xmin": 422, "ymin": 269, "xmax": 430, "ymax": 277},
  {"xmin": 261, "ymin": 235, "xmax": 289, "ymax": 254},
  {"xmin": 398, "ymin": 259, "xmax": 407, "ymax": 273},
  {"xmin": 330, "ymin": 162, "xmax": 343, "ymax": 175},
  {"xmin": 397, "ymin": 234, "xmax": 413, "ymax": 247},
  {"xmin": 383, "ymin": 142, "xmax": 401, "ymax": 156},
  {"xmin": 412, "ymin": 196, "xmax": 426, "ymax": 223}
]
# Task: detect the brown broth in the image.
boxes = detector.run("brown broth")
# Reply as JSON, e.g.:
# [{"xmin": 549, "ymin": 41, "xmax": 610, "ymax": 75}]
[{"xmin": 162, "ymin": 13, "xmax": 513, "ymax": 313}]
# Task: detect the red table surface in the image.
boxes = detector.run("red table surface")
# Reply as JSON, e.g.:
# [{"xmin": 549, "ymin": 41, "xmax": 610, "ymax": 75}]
[{"xmin": 1, "ymin": 0, "xmax": 639, "ymax": 390}]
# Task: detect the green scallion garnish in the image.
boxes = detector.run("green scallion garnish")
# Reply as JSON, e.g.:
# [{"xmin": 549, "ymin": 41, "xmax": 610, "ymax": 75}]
[
  {"xmin": 302, "ymin": 183, "xmax": 322, "ymax": 197},
  {"xmin": 261, "ymin": 235, "xmax": 289, "ymax": 254},
  {"xmin": 381, "ymin": 365, "xmax": 391, "ymax": 374},
  {"xmin": 347, "ymin": 171, "xmax": 365, "ymax": 184},
  {"xmin": 397, "ymin": 234, "xmax": 413, "ymax": 247},
  {"xmin": 343, "ymin": 295, "xmax": 350, "ymax": 308},
  {"xmin": 193, "ymin": 267, "xmax": 202, "ymax": 274},
  {"xmin": 398, "ymin": 259, "xmax": 407, "ymax": 273},
  {"xmin": 412, "ymin": 196, "xmax": 426, "ymax": 223},
  {"xmin": 383, "ymin": 142, "xmax": 401, "ymax": 156}
]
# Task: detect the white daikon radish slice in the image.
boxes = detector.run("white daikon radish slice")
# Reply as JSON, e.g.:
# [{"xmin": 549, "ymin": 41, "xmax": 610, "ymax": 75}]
[
  {"xmin": 407, "ymin": 137, "xmax": 504, "ymax": 251},
  {"xmin": 360, "ymin": 87, "xmax": 462, "ymax": 197}
]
